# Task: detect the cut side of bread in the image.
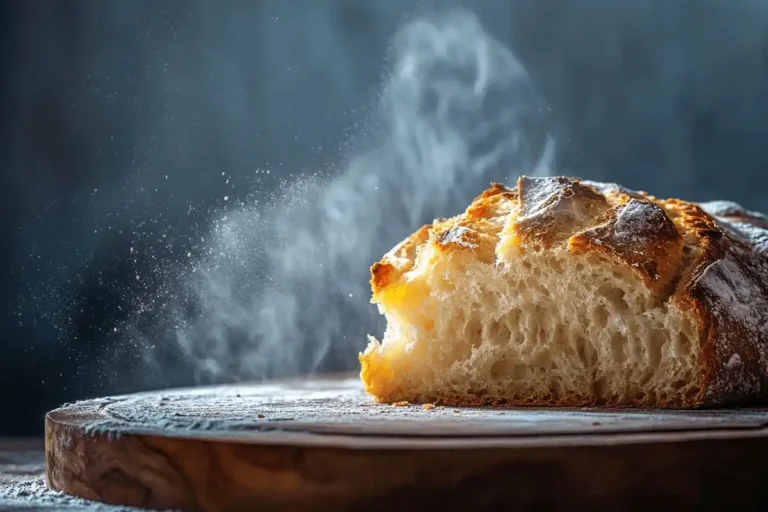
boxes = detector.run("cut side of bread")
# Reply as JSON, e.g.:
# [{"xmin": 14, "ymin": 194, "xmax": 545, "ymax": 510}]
[{"xmin": 359, "ymin": 176, "xmax": 768, "ymax": 407}]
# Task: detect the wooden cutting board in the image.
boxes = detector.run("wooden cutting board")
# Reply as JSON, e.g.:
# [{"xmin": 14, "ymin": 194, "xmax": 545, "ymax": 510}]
[{"xmin": 46, "ymin": 373, "xmax": 768, "ymax": 511}]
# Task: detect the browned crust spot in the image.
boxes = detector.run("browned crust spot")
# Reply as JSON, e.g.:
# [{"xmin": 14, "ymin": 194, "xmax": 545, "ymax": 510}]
[
  {"xmin": 569, "ymin": 199, "xmax": 685, "ymax": 296},
  {"xmin": 370, "ymin": 261, "xmax": 400, "ymax": 297},
  {"xmin": 466, "ymin": 182, "xmax": 518, "ymax": 220}
]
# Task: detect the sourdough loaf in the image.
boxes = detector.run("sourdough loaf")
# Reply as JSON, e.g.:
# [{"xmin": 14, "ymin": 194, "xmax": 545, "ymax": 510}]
[{"xmin": 359, "ymin": 176, "xmax": 768, "ymax": 407}]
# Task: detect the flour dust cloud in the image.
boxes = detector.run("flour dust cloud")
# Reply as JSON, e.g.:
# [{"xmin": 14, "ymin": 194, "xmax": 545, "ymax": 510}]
[{"xmin": 133, "ymin": 8, "xmax": 554, "ymax": 384}]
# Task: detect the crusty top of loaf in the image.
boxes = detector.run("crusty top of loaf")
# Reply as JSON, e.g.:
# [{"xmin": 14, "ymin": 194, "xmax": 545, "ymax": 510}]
[{"xmin": 370, "ymin": 176, "xmax": 768, "ymax": 406}]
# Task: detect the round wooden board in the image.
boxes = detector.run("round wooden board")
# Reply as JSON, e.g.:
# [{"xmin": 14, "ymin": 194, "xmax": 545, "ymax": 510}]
[{"xmin": 46, "ymin": 373, "xmax": 768, "ymax": 511}]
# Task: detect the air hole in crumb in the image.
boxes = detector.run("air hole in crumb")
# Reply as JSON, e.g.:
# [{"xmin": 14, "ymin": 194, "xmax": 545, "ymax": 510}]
[
  {"xmin": 594, "ymin": 305, "xmax": 609, "ymax": 329},
  {"xmin": 490, "ymin": 359, "xmax": 513, "ymax": 379},
  {"xmin": 592, "ymin": 376, "xmax": 609, "ymax": 398},
  {"xmin": 598, "ymin": 284, "xmax": 629, "ymax": 313},
  {"xmin": 648, "ymin": 329, "xmax": 665, "ymax": 367},
  {"xmin": 638, "ymin": 369, "xmax": 654, "ymax": 387},
  {"xmin": 484, "ymin": 319, "xmax": 511, "ymax": 347},
  {"xmin": 610, "ymin": 332, "xmax": 625, "ymax": 363},
  {"xmin": 575, "ymin": 335, "xmax": 589, "ymax": 367},
  {"xmin": 464, "ymin": 318, "xmax": 484, "ymax": 351},
  {"xmin": 507, "ymin": 309, "xmax": 521, "ymax": 328},
  {"xmin": 510, "ymin": 363, "xmax": 527, "ymax": 380}
]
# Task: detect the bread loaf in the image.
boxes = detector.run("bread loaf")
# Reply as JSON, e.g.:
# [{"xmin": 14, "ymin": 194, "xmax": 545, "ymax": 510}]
[{"xmin": 359, "ymin": 176, "xmax": 768, "ymax": 407}]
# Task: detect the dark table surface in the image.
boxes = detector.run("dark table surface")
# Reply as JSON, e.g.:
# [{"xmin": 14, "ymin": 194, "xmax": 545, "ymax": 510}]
[{"xmin": 0, "ymin": 439, "xmax": 147, "ymax": 511}]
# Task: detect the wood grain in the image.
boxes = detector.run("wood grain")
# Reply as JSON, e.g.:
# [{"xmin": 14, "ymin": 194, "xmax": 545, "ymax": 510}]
[{"xmin": 45, "ymin": 374, "xmax": 768, "ymax": 511}]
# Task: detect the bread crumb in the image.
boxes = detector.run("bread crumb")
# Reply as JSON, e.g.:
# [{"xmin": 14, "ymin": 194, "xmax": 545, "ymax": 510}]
[
  {"xmin": 592, "ymin": 421, "xmax": 601, "ymax": 426},
  {"xmin": 257, "ymin": 414, "xmax": 265, "ymax": 419},
  {"xmin": 392, "ymin": 401, "xmax": 409, "ymax": 407},
  {"xmin": 362, "ymin": 175, "xmax": 768, "ymax": 408},
  {"xmin": 423, "ymin": 403, "xmax": 436, "ymax": 410}
]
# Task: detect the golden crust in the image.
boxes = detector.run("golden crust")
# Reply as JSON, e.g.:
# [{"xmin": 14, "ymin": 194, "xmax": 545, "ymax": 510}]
[
  {"xmin": 370, "ymin": 222, "xmax": 437, "ymax": 296},
  {"xmin": 365, "ymin": 175, "xmax": 768, "ymax": 407},
  {"xmin": 513, "ymin": 176, "xmax": 610, "ymax": 248},
  {"xmin": 570, "ymin": 199, "xmax": 685, "ymax": 297}
]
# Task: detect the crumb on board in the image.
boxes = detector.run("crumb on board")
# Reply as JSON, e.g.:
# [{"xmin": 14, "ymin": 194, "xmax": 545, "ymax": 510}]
[
  {"xmin": 592, "ymin": 421, "xmax": 601, "ymax": 426},
  {"xmin": 392, "ymin": 401, "xmax": 410, "ymax": 407},
  {"xmin": 257, "ymin": 414, "xmax": 265, "ymax": 419},
  {"xmin": 423, "ymin": 403, "xmax": 436, "ymax": 410}
]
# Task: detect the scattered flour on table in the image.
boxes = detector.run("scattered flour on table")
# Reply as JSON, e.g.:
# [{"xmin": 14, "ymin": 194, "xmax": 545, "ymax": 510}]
[{"xmin": 0, "ymin": 451, "xmax": 163, "ymax": 511}]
